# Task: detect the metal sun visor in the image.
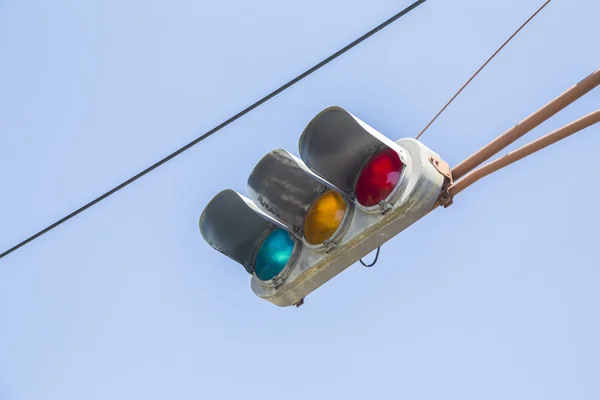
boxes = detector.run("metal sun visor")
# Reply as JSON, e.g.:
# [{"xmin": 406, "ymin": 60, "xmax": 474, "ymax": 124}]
[
  {"xmin": 247, "ymin": 149, "xmax": 344, "ymax": 238},
  {"xmin": 299, "ymin": 106, "xmax": 404, "ymax": 199},
  {"xmin": 199, "ymin": 189, "xmax": 287, "ymax": 274}
]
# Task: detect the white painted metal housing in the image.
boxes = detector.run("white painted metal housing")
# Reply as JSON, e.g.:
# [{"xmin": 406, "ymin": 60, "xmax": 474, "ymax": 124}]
[{"xmin": 251, "ymin": 138, "xmax": 444, "ymax": 306}]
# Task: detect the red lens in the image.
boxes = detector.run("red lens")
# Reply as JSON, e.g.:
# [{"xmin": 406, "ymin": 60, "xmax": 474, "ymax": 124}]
[{"xmin": 355, "ymin": 148, "xmax": 403, "ymax": 207}]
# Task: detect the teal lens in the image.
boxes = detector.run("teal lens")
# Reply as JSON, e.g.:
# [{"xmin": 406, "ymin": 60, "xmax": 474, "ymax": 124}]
[{"xmin": 255, "ymin": 228, "xmax": 295, "ymax": 281}]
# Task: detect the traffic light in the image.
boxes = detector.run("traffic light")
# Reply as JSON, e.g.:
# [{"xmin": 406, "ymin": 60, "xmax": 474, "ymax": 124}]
[{"xmin": 199, "ymin": 106, "xmax": 449, "ymax": 307}]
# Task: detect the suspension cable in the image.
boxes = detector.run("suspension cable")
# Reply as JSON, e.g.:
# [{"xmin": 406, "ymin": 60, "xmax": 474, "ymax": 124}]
[{"xmin": 415, "ymin": 0, "xmax": 552, "ymax": 140}]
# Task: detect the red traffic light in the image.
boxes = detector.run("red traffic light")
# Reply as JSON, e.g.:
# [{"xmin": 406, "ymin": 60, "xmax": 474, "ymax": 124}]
[{"xmin": 355, "ymin": 148, "xmax": 404, "ymax": 207}]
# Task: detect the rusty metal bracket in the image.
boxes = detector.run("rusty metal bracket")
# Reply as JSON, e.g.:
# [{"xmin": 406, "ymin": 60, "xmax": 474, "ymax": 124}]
[
  {"xmin": 429, "ymin": 156, "xmax": 452, "ymax": 183},
  {"xmin": 429, "ymin": 156, "xmax": 454, "ymax": 208},
  {"xmin": 437, "ymin": 188, "xmax": 454, "ymax": 208}
]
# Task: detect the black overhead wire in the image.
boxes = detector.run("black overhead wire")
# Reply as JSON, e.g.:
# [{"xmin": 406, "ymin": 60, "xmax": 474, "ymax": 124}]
[{"xmin": 0, "ymin": 0, "xmax": 427, "ymax": 260}]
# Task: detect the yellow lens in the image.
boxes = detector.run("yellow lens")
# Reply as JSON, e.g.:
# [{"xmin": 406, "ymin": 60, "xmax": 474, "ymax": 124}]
[{"xmin": 303, "ymin": 190, "xmax": 347, "ymax": 245}]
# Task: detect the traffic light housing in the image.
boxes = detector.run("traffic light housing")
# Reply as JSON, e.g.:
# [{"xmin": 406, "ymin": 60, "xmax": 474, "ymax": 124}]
[
  {"xmin": 199, "ymin": 189, "xmax": 301, "ymax": 280},
  {"xmin": 199, "ymin": 106, "xmax": 447, "ymax": 307}
]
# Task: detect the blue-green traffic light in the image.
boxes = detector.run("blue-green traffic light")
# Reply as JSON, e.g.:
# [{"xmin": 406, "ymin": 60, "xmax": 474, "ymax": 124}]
[{"xmin": 255, "ymin": 228, "xmax": 294, "ymax": 281}]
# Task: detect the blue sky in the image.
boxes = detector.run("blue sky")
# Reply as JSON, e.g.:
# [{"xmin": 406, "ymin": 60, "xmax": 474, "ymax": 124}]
[{"xmin": 1, "ymin": 0, "xmax": 599, "ymax": 399}]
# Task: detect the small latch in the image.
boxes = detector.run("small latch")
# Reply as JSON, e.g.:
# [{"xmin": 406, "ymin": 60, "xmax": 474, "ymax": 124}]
[
  {"xmin": 378, "ymin": 202, "xmax": 393, "ymax": 215},
  {"xmin": 324, "ymin": 241, "xmax": 337, "ymax": 253}
]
